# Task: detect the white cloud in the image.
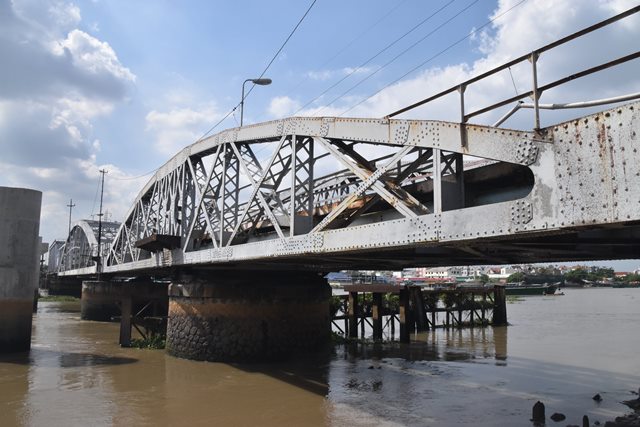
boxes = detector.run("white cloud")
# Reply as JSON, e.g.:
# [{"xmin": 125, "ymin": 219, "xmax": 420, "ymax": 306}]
[
  {"xmin": 268, "ymin": 96, "xmax": 301, "ymax": 118},
  {"xmin": 306, "ymin": 70, "xmax": 334, "ymax": 81},
  {"xmin": 0, "ymin": 0, "xmax": 137, "ymax": 244},
  {"xmin": 298, "ymin": 0, "xmax": 640, "ymax": 129},
  {"xmin": 145, "ymin": 104, "xmax": 220, "ymax": 155},
  {"xmin": 306, "ymin": 66, "xmax": 374, "ymax": 81},
  {"xmin": 56, "ymin": 29, "xmax": 135, "ymax": 82}
]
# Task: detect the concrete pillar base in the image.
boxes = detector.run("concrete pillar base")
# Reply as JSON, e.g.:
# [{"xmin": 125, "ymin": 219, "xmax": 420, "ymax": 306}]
[
  {"xmin": 81, "ymin": 280, "xmax": 168, "ymax": 322},
  {"xmin": 0, "ymin": 299, "xmax": 34, "ymax": 352},
  {"xmin": 166, "ymin": 271, "xmax": 331, "ymax": 362},
  {"xmin": 0, "ymin": 186, "xmax": 41, "ymax": 353}
]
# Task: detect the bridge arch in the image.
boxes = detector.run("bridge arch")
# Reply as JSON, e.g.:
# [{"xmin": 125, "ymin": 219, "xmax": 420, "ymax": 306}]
[{"xmin": 59, "ymin": 220, "xmax": 121, "ymax": 272}]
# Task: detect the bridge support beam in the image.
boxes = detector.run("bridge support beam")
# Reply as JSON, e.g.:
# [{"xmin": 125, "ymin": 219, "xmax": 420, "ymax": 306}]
[
  {"xmin": 0, "ymin": 187, "xmax": 41, "ymax": 353},
  {"xmin": 166, "ymin": 271, "xmax": 331, "ymax": 362},
  {"xmin": 47, "ymin": 275, "xmax": 83, "ymax": 298},
  {"xmin": 81, "ymin": 280, "xmax": 168, "ymax": 322}
]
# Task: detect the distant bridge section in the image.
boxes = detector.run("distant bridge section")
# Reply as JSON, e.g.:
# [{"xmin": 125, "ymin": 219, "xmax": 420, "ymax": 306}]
[{"xmin": 58, "ymin": 219, "xmax": 120, "ymax": 272}]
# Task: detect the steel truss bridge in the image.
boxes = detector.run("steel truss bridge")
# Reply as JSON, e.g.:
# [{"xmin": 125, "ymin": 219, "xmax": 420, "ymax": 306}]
[
  {"xmin": 58, "ymin": 9, "xmax": 640, "ymax": 277},
  {"xmin": 57, "ymin": 220, "xmax": 120, "ymax": 272}
]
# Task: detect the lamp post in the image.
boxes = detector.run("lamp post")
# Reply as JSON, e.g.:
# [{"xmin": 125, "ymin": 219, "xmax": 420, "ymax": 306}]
[{"xmin": 240, "ymin": 78, "xmax": 272, "ymax": 126}]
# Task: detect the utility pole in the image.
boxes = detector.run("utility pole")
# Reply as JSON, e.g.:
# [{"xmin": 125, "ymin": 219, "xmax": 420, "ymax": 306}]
[
  {"xmin": 97, "ymin": 169, "xmax": 108, "ymax": 278},
  {"xmin": 66, "ymin": 199, "xmax": 75, "ymax": 237}
]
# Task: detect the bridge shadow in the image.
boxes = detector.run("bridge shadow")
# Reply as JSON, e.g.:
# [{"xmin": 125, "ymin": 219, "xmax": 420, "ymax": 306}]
[
  {"xmin": 230, "ymin": 350, "xmax": 332, "ymax": 396},
  {"xmin": 0, "ymin": 348, "xmax": 138, "ymax": 368}
]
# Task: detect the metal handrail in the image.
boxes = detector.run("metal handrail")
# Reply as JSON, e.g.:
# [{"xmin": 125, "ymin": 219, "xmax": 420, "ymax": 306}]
[{"xmin": 386, "ymin": 5, "xmax": 640, "ymax": 131}]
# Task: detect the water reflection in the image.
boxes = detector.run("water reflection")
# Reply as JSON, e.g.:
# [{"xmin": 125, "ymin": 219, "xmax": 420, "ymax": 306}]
[
  {"xmin": 342, "ymin": 325, "xmax": 509, "ymax": 365},
  {"xmin": 0, "ymin": 349, "xmax": 137, "ymax": 367}
]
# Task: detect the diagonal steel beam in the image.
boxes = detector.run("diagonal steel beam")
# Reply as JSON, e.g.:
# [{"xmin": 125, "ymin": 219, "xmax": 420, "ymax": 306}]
[
  {"xmin": 230, "ymin": 142, "xmax": 287, "ymax": 240},
  {"xmin": 310, "ymin": 143, "xmax": 416, "ymax": 233}
]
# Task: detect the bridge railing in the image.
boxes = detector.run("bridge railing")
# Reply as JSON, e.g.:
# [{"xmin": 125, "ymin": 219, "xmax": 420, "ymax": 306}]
[{"xmin": 386, "ymin": 6, "xmax": 640, "ymax": 131}]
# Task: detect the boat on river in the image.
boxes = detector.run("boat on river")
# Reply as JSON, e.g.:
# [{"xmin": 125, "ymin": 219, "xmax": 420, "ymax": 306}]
[{"xmin": 505, "ymin": 282, "xmax": 558, "ymax": 296}]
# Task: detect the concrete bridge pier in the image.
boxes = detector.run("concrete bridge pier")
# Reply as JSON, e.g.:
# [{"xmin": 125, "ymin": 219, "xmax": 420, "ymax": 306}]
[
  {"xmin": 0, "ymin": 187, "xmax": 42, "ymax": 353},
  {"xmin": 81, "ymin": 279, "xmax": 168, "ymax": 322},
  {"xmin": 166, "ymin": 270, "xmax": 331, "ymax": 362}
]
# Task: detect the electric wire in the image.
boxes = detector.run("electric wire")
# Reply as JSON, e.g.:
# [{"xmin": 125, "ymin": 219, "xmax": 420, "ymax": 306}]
[
  {"xmin": 194, "ymin": 0, "xmax": 318, "ymax": 143},
  {"xmin": 288, "ymin": 0, "xmax": 409, "ymax": 96},
  {"xmin": 316, "ymin": 0, "xmax": 480, "ymax": 116},
  {"xmin": 114, "ymin": 1, "xmax": 319, "ymax": 183},
  {"xmin": 340, "ymin": 0, "xmax": 528, "ymax": 117},
  {"xmin": 293, "ymin": 0, "xmax": 456, "ymax": 115}
]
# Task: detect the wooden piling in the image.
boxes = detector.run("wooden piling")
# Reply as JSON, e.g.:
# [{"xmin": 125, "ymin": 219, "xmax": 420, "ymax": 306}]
[
  {"xmin": 348, "ymin": 291, "xmax": 359, "ymax": 338},
  {"xmin": 410, "ymin": 287, "xmax": 429, "ymax": 332},
  {"xmin": 119, "ymin": 283, "xmax": 132, "ymax": 347},
  {"xmin": 372, "ymin": 292, "xmax": 383, "ymax": 340},
  {"xmin": 399, "ymin": 287, "xmax": 410, "ymax": 343},
  {"xmin": 492, "ymin": 285, "xmax": 507, "ymax": 326}
]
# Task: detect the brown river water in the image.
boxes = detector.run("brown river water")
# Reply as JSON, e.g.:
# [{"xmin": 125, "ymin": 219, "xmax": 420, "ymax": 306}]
[{"xmin": 1, "ymin": 287, "xmax": 639, "ymax": 426}]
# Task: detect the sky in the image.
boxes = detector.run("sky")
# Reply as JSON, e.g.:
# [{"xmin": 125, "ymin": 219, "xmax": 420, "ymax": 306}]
[{"xmin": 1, "ymin": 0, "xmax": 639, "ymax": 269}]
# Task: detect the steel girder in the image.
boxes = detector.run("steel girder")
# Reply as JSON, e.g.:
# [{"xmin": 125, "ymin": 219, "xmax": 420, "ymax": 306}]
[{"xmin": 66, "ymin": 101, "xmax": 639, "ymax": 276}]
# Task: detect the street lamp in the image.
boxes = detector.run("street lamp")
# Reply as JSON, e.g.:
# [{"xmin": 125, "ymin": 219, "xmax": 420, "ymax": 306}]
[{"xmin": 240, "ymin": 78, "xmax": 272, "ymax": 126}]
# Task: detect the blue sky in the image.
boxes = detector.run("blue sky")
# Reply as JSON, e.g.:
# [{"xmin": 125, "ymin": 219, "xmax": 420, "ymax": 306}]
[{"xmin": 1, "ymin": 0, "xmax": 639, "ymax": 269}]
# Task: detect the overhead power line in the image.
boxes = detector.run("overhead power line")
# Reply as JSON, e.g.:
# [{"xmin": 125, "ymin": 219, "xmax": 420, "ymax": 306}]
[
  {"xmin": 196, "ymin": 0, "xmax": 318, "ymax": 143},
  {"xmin": 293, "ymin": 0, "xmax": 456, "ymax": 115},
  {"xmin": 288, "ymin": 0, "xmax": 409, "ymax": 96},
  {"xmin": 317, "ymin": 0, "xmax": 480, "ymax": 116},
  {"xmin": 339, "ymin": 0, "xmax": 528, "ymax": 117}
]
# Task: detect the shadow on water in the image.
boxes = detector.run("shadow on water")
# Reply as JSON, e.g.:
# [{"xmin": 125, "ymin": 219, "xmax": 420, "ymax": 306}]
[
  {"xmin": 0, "ymin": 349, "xmax": 138, "ymax": 368},
  {"xmin": 231, "ymin": 350, "xmax": 332, "ymax": 397}
]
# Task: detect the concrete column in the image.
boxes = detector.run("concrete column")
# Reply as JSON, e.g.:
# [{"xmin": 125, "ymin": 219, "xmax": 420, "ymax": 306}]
[
  {"xmin": 0, "ymin": 186, "xmax": 42, "ymax": 353},
  {"xmin": 166, "ymin": 270, "xmax": 331, "ymax": 362},
  {"xmin": 81, "ymin": 280, "xmax": 168, "ymax": 322}
]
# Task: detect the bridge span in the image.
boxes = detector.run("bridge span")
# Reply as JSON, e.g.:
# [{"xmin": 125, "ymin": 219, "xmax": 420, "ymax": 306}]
[
  {"xmin": 60, "ymin": 101, "xmax": 640, "ymax": 277},
  {"xmin": 50, "ymin": 9, "xmax": 640, "ymax": 361}
]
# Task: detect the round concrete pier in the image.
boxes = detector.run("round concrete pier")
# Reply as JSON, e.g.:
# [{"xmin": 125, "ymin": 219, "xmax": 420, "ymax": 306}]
[
  {"xmin": 81, "ymin": 280, "xmax": 169, "ymax": 321},
  {"xmin": 166, "ymin": 271, "xmax": 331, "ymax": 362},
  {"xmin": 0, "ymin": 186, "xmax": 42, "ymax": 353}
]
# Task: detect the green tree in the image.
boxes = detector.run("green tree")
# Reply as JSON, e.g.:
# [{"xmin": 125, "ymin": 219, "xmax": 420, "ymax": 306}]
[
  {"xmin": 478, "ymin": 274, "xmax": 490, "ymax": 284},
  {"xmin": 506, "ymin": 272, "xmax": 525, "ymax": 283},
  {"xmin": 565, "ymin": 268, "xmax": 588, "ymax": 283}
]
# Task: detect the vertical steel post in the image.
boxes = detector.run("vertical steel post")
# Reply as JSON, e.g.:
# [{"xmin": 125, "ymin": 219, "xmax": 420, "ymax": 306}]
[
  {"xmin": 433, "ymin": 149, "xmax": 442, "ymax": 214},
  {"xmin": 290, "ymin": 135, "xmax": 297, "ymax": 237},
  {"xmin": 306, "ymin": 138, "xmax": 315, "ymax": 218},
  {"xmin": 531, "ymin": 52, "xmax": 541, "ymax": 130},
  {"xmin": 219, "ymin": 144, "xmax": 227, "ymax": 246},
  {"xmin": 459, "ymin": 84, "xmax": 467, "ymax": 147}
]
